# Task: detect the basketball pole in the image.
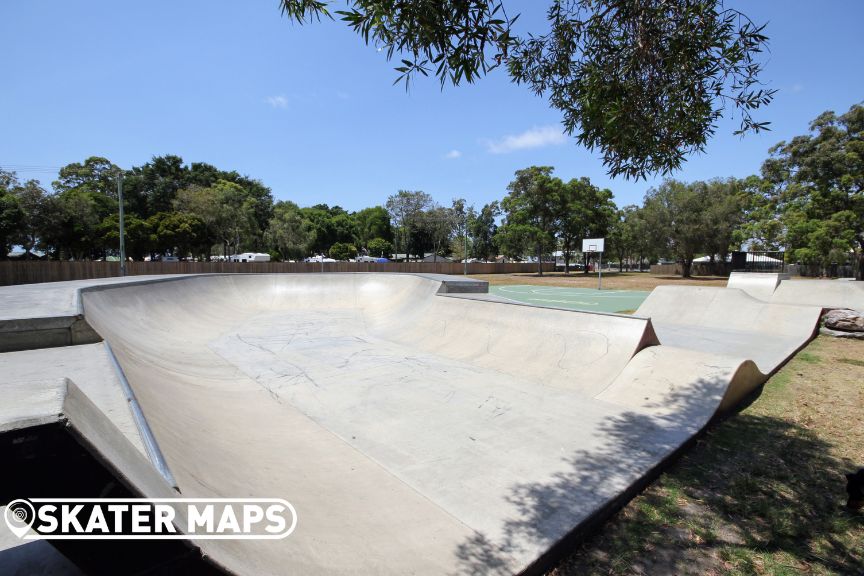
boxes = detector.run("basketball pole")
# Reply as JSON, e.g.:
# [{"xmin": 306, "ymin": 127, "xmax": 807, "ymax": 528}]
[{"xmin": 598, "ymin": 251, "xmax": 602, "ymax": 290}]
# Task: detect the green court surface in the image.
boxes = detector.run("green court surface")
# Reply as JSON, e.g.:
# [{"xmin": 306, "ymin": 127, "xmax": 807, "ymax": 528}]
[{"xmin": 489, "ymin": 284, "xmax": 650, "ymax": 314}]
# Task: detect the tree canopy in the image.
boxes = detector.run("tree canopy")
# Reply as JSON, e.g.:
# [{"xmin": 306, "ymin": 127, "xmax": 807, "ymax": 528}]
[
  {"xmin": 760, "ymin": 103, "xmax": 864, "ymax": 278},
  {"xmin": 279, "ymin": 0, "xmax": 774, "ymax": 179}
]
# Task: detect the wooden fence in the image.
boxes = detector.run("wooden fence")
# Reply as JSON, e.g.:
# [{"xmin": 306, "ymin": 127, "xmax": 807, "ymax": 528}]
[{"xmin": 0, "ymin": 261, "xmax": 554, "ymax": 287}]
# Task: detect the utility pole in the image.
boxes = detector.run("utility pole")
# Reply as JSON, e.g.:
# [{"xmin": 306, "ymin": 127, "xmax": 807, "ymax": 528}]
[
  {"xmin": 401, "ymin": 205, "xmax": 406, "ymax": 263},
  {"xmin": 117, "ymin": 172, "xmax": 126, "ymax": 276},
  {"xmin": 463, "ymin": 214, "xmax": 468, "ymax": 276}
]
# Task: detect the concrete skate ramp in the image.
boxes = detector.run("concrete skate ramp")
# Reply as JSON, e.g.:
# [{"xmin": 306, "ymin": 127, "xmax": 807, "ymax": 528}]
[
  {"xmin": 726, "ymin": 272, "xmax": 788, "ymax": 300},
  {"xmin": 1, "ymin": 273, "xmax": 811, "ymax": 575},
  {"xmin": 636, "ymin": 285, "xmax": 821, "ymax": 374},
  {"xmin": 771, "ymin": 278, "xmax": 864, "ymax": 309},
  {"xmin": 65, "ymin": 273, "xmax": 767, "ymax": 576},
  {"xmin": 726, "ymin": 271, "xmax": 864, "ymax": 309}
]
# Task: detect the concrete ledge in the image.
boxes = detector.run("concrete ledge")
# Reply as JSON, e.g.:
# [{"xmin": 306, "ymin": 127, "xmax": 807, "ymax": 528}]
[{"xmin": 0, "ymin": 316, "xmax": 101, "ymax": 353}]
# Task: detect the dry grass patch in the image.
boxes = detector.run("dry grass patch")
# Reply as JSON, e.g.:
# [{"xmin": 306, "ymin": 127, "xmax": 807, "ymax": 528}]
[{"xmin": 549, "ymin": 336, "xmax": 864, "ymax": 576}]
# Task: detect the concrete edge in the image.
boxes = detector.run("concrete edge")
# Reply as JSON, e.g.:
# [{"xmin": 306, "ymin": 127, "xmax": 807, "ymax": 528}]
[
  {"xmin": 0, "ymin": 317, "xmax": 101, "ymax": 353},
  {"xmin": 517, "ymin": 402, "xmax": 722, "ymax": 576},
  {"xmin": 519, "ymin": 350, "xmax": 768, "ymax": 576},
  {"xmin": 0, "ymin": 379, "xmax": 66, "ymax": 435}
]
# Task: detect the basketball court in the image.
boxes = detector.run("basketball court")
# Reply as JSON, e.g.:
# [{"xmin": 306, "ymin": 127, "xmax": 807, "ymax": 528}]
[{"xmin": 489, "ymin": 284, "xmax": 651, "ymax": 313}]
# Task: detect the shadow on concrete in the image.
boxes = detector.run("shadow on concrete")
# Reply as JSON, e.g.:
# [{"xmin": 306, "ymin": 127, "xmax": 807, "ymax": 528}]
[
  {"xmin": 452, "ymin": 377, "xmax": 730, "ymax": 575},
  {"xmin": 453, "ymin": 373, "xmax": 863, "ymax": 575}
]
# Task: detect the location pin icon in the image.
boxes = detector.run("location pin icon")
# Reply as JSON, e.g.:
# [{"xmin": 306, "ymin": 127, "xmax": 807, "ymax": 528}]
[{"xmin": 5, "ymin": 499, "xmax": 35, "ymax": 539}]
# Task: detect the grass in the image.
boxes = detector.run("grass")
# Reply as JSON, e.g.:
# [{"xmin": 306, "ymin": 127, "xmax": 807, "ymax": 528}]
[
  {"xmin": 795, "ymin": 351, "xmax": 821, "ymax": 364},
  {"xmin": 549, "ymin": 336, "xmax": 864, "ymax": 576}
]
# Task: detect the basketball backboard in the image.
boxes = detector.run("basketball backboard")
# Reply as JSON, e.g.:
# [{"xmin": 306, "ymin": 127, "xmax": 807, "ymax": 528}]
[{"xmin": 582, "ymin": 238, "xmax": 605, "ymax": 253}]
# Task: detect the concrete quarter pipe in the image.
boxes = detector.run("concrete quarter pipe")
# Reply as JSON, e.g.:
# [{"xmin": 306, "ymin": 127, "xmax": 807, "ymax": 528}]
[{"xmin": 0, "ymin": 273, "xmax": 828, "ymax": 574}]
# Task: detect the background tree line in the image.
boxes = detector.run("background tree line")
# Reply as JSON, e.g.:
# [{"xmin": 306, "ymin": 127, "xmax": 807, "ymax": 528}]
[{"xmin": 1, "ymin": 103, "xmax": 861, "ymax": 278}]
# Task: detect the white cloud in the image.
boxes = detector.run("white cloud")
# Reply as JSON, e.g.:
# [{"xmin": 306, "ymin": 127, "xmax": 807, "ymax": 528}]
[
  {"xmin": 484, "ymin": 125, "xmax": 566, "ymax": 154},
  {"xmin": 790, "ymin": 83, "xmax": 805, "ymax": 93},
  {"xmin": 266, "ymin": 95, "xmax": 288, "ymax": 109},
  {"xmin": 335, "ymin": 91, "xmax": 350, "ymax": 100},
  {"xmin": 444, "ymin": 149, "xmax": 462, "ymax": 159}
]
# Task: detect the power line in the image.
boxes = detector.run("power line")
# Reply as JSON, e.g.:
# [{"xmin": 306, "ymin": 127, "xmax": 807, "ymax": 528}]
[
  {"xmin": 0, "ymin": 164, "xmax": 63, "ymax": 170},
  {"xmin": 0, "ymin": 164, "xmax": 64, "ymax": 177}
]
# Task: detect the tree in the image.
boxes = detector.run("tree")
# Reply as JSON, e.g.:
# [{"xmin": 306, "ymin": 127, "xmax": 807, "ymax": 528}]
[
  {"xmin": 100, "ymin": 214, "xmax": 153, "ymax": 261},
  {"xmin": 48, "ymin": 158, "xmax": 119, "ymax": 259},
  {"xmin": 385, "ymin": 190, "xmax": 433, "ymax": 259},
  {"xmin": 329, "ymin": 242, "xmax": 357, "ymax": 261},
  {"xmin": 736, "ymin": 175, "xmax": 784, "ymax": 251},
  {"xmin": 44, "ymin": 189, "xmax": 109, "ymax": 260},
  {"xmin": 300, "ymin": 204, "xmax": 336, "ymax": 254},
  {"xmin": 699, "ymin": 179, "xmax": 745, "ymax": 267},
  {"xmin": 122, "ymin": 155, "xmax": 187, "ymax": 217},
  {"xmin": 444, "ymin": 198, "xmax": 473, "ymax": 262},
  {"xmin": 11, "ymin": 179, "xmax": 50, "ymax": 259},
  {"xmin": 174, "ymin": 185, "xmax": 221, "ymax": 257},
  {"xmin": 449, "ymin": 235, "xmax": 472, "ymax": 262},
  {"xmin": 761, "ymin": 104, "xmax": 864, "ymax": 278},
  {"xmin": 265, "ymin": 201, "xmax": 314, "ymax": 261},
  {"xmin": 125, "ymin": 157, "xmax": 274, "ymax": 246},
  {"xmin": 0, "ymin": 192, "xmax": 21, "ymax": 258},
  {"xmin": 220, "ymin": 175, "xmax": 273, "ymax": 249},
  {"xmin": 53, "ymin": 157, "xmax": 119, "ymax": 200},
  {"xmin": 214, "ymin": 180, "xmax": 260, "ymax": 257},
  {"xmin": 354, "ymin": 206, "xmax": 394, "ymax": 249},
  {"xmin": 499, "ymin": 167, "xmax": 559, "ymax": 275},
  {"xmin": 280, "ymin": 0, "xmax": 774, "ymax": 179},
  {"xmin": 642, "ymin": 180, "xmax": 709, "ymax": 278},
  {"xmin": 423, "ymin": 205, "xmax": 456, "ymax": 261},
  {"xmin": 469, "ymin": 201, "xmax": 500, "ymax": 261},
  {"xmin": 367, "ymin": 237, "xmax": 392, "ymax": 258},
  {"xmin": 0, "ymin": 171, "xmax": 23, "ymax": 258},
  {"xmin": 175, "ymin": 179, "xmax": 258, "ymax": 258},
  {"xmin": 606, "ymin": 206, "xmax": 636, "ymax": 272},
  {"xmin": 493, "ymin": 223, "xmax": 535, "ymax": 262},
  {"xmin": 555, "ymin": 177, "xmax": 616, "ymax": 273},
  {"xmin": 627, "ymin": 207, "xmax": 655, "ymax": 272},
  {"xmin": 331, "ymin": 212, "xmax": 359, "ymax": 245},
  {"xmin": 148, "ymin": 212, "xmax": 206, "ymax": 259}
]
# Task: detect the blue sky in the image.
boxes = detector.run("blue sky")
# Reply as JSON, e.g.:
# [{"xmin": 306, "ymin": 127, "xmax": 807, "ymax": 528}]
[{"xmin": 1, "ymin": 1, "xmax": 862, "ymax": 211}]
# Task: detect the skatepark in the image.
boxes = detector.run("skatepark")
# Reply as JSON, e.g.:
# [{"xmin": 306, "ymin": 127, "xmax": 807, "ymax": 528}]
[{"xmin": 1, "ymin": 271, "xmax": 862, "ymax": 575}]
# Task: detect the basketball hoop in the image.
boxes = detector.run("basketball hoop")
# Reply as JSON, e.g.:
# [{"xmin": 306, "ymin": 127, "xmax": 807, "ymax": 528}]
[{"xmin": 581, "ymin": 238, "xmax": 605, "ymax": 290}]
